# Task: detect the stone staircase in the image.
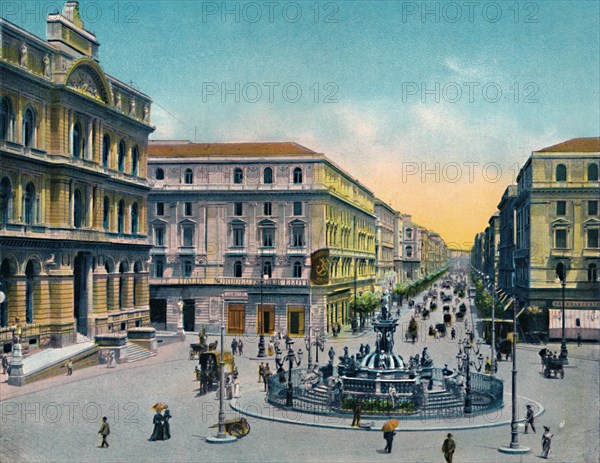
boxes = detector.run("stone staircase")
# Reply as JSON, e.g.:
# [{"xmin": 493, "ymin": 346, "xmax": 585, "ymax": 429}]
[
  {"xmin": 125, "ymin": 342, "xmax": 153, "ymax": 362},
  {"xmin": 422, "ymin": 389, "xmax": 464, "ymax": 416},
  {"xmin": 76, "ymin": 333, "xmax": 92, "ymax": 344}
]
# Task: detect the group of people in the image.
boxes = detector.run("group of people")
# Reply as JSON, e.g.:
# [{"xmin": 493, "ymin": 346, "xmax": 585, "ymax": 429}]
[
  {"xmin": 258, "ymin": 362, "xmax": 272, "ymax": 391},
  {"xmin": 149, "ymin": 408, "xmax": 173, "ymax": 441},
  {"xmin": 230, "ymin": 338, "xmax": 244, "ymax": 355}
]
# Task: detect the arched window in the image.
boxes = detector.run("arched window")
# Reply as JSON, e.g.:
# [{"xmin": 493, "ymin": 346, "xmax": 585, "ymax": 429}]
[
  {"xmin": 72, "ymin": 122, "xmax": 82, "ymax": 158},
  {"xmin": 118, "ymin": 262, "xmax": 128, "ymax": 309},
  {"xmin": 133, "ymin": 262, "xmax": 142, "ymax": 307},
  {"xmin": 184, "ymin": 168, "xmax": 193, "ymax": 184},
  {"xmin": 263, "ymin": 261, "xmax": 272, "ymax": 279},
  {"xmin": 293, "ymin": 261, "xmax": 302, "ymax": 278},
  {"xmin": 118, "ymin": 140, "xmax": 126, "ymax": 172},
  {"xmin": 155, "ymin": 168, "xmax": 164, "ymax": 180},
  {"xmin": 0, "ymin": 97, "xmax": 14, "ymax": 141},
  {"xmin": 556, "ymin": 164, "xmax": 567, "ymax": 182},
  {"xmin": 73, "ymin": 189, "xmax": 83, "ymax": 228},
  {"xmin": 103, "ymin": 196, "xmax": 110, "ymax": 230},
  {"xmin": 263, "ymin": 167, "xmax": 273, "ymax": 184},
  {"xmin": 105, "ymin": 261, "xmax": 114, "ymax": 311},
  {"xmin": 406, "ymin": 246, "xmax": 413, "ymax": 258},
  {"xmin": 131, "ymin": 145, "xmax": 139, "ymax": 176},
  {"xmin": 234, "ymin": 167, "xmax": 243, "ymax": 184},
  {"xmin": 293, "ymin": 167, "xmax": 303, "ymax": 184},
  {"xmin": 117, "ymin": 200, "xmax": 125, "ymax": 234},
  {"xmin": 24, "ymin": 182, "xmax": 35, "ymax": 224},
  {"xmin": 588, "ymin": 264, "xmax": 598, "ymax": 282},
  {"xmin": 588, "ymin": 163, "xmax": 599, "ymax": 181},
  {"xmin": 131, "ymin": 202, "xmax": 138, "ymax": 234},
  {"xmin": 22, "ymin": 108, "xmax": 35, "ymax": 147},
  {"xmin": 234, "ymin": 260, "xmax": 243, "ymax": 278},
  {"xmin": 102, "ymin": 134, "xmax": 110, "ymax": 168},
  {"xmin": 0, "ymin": 177, "xmax": 13, "ymax": 225},
  {"xmin": 25, "ymin": 260, "xmax": 36, "ymax": 323}
]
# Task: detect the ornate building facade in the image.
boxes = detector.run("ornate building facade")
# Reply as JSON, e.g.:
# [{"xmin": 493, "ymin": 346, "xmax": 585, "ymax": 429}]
[
  {"xmin": 0, "ymin": 2, "xmax": 154, "ymax": 352},
  {"xmin": 374, "ymin": 199, "xmax": 396, "ymax": 286},
  {"xmin": 147, "ymin": 142, "xmax": 376, "ymax": 336}
]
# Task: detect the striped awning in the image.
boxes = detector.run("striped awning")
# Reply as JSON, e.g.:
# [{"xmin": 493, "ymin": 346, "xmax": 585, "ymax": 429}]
[{"xmin": 549, "ymin": 309, "xmax": 600, "ymax": 340}]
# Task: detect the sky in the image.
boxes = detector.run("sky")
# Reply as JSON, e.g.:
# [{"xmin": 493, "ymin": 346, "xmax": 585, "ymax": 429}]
[{"xmin": 5, "ymin": 0, "xmax": 599, "ymax": 248}]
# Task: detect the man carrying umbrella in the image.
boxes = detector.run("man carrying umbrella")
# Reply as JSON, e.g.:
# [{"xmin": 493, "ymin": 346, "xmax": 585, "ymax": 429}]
[{"xmin": 382, "ymin": 419, "xmax": 398, "ymax": 453}]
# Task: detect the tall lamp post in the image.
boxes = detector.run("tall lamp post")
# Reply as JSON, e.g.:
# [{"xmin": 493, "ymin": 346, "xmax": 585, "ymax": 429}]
[
  {"xmin": 275, "ymin": 340, "xmax": 303, "ymax": 407},
  {"xmin": 257, "ymin": 274, "xmax": 269, "ymax": 358},
  {"xmin": 485, "ymin": 275, "xmax": 497, "ymax": 375},
  {"xmin": 555, "ymin": 266, "xmax": 569, "ymax": 364},
  {"xmin": 499, "ymin": 298, "xmax": 530, "ymax": 453},
  {"xmin": 305, "ymin": 332, "xmax": 325, "ymax": 368},
  {"xmin": 456, "ymin": 334, "xmax": 483, "ymax": 414},
  {"xmin": 206, "ymin": 302, "xmax": 236, "ymax": 443}
]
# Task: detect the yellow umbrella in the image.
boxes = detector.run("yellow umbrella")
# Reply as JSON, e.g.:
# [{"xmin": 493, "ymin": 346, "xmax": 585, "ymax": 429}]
[
  {"xmin": 152, "ymin": 402, "xmax": 169, "ymax": 412},
  {"xmin": 382, "ymin": 419, "xmax": 399, "ymax": 432}
]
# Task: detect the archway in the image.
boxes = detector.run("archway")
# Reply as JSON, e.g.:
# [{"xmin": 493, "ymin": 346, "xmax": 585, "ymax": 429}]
[{"xmin": 74, "ymin": 252, "xmax": 92, "ymax": 335}]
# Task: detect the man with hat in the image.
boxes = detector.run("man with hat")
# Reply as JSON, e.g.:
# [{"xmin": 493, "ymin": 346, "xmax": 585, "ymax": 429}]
[
  {"xmin": 524, "ymin": 404, "xmax": 536, "ymax": 434},
  {"xmin": 442, "ymin": 433, "xmax": 456, "ymax": 463}
]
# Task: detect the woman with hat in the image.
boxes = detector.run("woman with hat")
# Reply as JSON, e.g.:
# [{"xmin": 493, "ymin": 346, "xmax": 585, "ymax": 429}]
[
  {"xmin": 541, "ymin": 426, "xmax": 553, "ymax": 458},
  {"xmin": 442, "ymin": 433, "xmax": 456, "ymax": 463}
]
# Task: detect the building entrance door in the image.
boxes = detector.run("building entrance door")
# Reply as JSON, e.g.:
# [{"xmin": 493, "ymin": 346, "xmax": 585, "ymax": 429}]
[
  {"xmin": 227, "ymin": 304, "xmax": 245, "ymax": 334},
  {"xmin": 288, "ymin": 306, "xmax": 305, "ymax": 336},
  {"xmin": 258, "ymin": 304, "xmax": 274, "ymax": 334},
  {"xmin": 183, "ymin": 299, "xmax": 195, "ymax": 332}
]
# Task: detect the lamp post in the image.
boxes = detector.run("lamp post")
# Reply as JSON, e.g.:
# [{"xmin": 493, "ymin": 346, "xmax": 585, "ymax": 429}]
[
  {"xmin": 456, "ymin": 334, "xmax": 483, "ymax": 414},
  {"xmin": 305, "ymin": 332, "xmax": 325, "ymax": 368},
  {"xmin": 206, "ymin": 302, "xmax": 236, "ymax": 443},
  {"xmin": 555, "ymin": 267, "xmax": 569, "ymax": 364},
  {"xmin": 257, "ymin": 274, "xmax": 269, "ymax": 358},
  {"xmin": 485, "ymin": 275, "xmax": 497, "ymax": 376},
  {"xmin": 499, "ymin": 298, "xmax": 530, "ymax": 453},
  {"xmin": 275, "ymin": 340, "xmax": 303, "ymax": 407}
]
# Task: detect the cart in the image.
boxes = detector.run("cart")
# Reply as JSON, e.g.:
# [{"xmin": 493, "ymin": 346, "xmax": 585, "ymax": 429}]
[
  {"xmin": 210, "ymin": 417, "xmax": 251, "ymax": 438},
  {"xmin": 542, "ymin": 356, "xmax": 565, "ymax": 379}
]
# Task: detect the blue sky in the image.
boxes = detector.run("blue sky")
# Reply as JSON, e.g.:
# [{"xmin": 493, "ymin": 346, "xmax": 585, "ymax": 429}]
[{"xmin": 6, "ymin": 1, "xmax": 599, "ymax": 245}]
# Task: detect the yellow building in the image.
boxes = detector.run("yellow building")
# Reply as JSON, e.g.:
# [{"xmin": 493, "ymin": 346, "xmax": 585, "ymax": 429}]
[{"xmin": 0, "ymin": 2, "xmax": 154, "ymax": 351}]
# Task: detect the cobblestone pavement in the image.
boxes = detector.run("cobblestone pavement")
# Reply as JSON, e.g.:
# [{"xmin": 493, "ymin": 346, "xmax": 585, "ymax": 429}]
[{"xmin": 0, "ymin": 283, "xmax": 598, "ymax": 462}]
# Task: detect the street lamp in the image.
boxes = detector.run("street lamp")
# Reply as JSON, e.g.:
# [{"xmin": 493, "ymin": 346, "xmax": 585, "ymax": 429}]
[
  {"xmin": 456, "ymin": 333, "xmax": 483, "ymax": 414},
  {"xmin": 257, "ymin": 274, "xmax": 269, "ymax": 358},
  {"xmin": 275, "ymin": 340, "xmax": 303, "ymax": 407},
  {"xmin": 555, "ymin": 266, "xmax": 569, "ymax": 365},
  {"xmin": 484, "ymin": 275, "xmax": 497, "ymax": 376},
  {"xmin": 305, "ymin": 331, "xmax": 325, "ymax": 368}
]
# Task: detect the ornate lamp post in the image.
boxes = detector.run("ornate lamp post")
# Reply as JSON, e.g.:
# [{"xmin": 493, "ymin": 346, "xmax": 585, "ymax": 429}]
[
  {"xmin": 275, "ymin": 340, "xmax": 303, "ymax": 407},
  {"xmin": 484, "ymin": 275, "xmax": 497, "ymax": 375},
  {"xmin": 305, "ymin": 332, "xmax": 325, "ymax": 368},
  {"xmin": 257, "ymin": 274, "xmax": 269, "ymax": 358},
  {"xmin": 456, "ymin": 333, "xmax": 483, "ymax": 414},
  {"xmin": 555, "ymin": 266, "xmax": 569, "ymax": 364},
  {"xmin": 206, "ymin": 302, "xmax": 236, "ymax": 443}
]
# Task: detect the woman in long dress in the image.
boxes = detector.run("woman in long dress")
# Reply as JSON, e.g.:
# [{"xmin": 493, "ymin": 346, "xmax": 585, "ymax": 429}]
[
  {"xmin": 149, "ymin": 411, "xmax": 164, "ymax": 441},
  {"xmin": 541, "ymin": 426, "xmax": 553, "ymax": 458},
  {"xmin": 162, "ymin": 409, "xmax": 172, "ymax": 440}
]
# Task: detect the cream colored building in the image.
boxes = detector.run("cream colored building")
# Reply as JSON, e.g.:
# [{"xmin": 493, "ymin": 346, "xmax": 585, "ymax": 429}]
[
  {"xmin": 147, "ymin": 141, "xmax": 376, "ymax": 336},
  {"xmin": 0, "ymin": 2, "xmax": 154, "ymax": 351}
]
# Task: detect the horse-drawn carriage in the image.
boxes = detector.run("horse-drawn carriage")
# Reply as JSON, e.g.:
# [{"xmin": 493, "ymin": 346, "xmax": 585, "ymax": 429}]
[
  {"xmin": 539, "ymin": 349, "xmax": 564, "ymax": 379},
  {"xmin": 196, "ymin": 350, "xmax": 235, "ymax": 394}
]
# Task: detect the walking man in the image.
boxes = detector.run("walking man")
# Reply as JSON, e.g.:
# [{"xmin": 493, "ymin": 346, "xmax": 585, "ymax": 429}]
[
  {"xmin": 238, "ymin": 338, "xmax": 244, "ymax": 355},
  {"xmin": 442, "ymin": 433, "xmax": 456, "ymax": 463},
  {"xmin": 351, "ymin": 401, "xmax": 361, "ymax": 428},
  {"xmin": 1, "ymin": 353, "xmax": 8, "ymax": 375},
  {"xmin": 66, "ymin": 359, "xmax": 73, "ymax": 376},
  {"xmin": 383, "ymin": 431, "xmax": 395, "ymax": 453},
  {"xmin": 231, "ymin": 338, "xmax": 238, "ymax": 356},
  {"xmin": 577, "ymin": 332, "xmax": 582, "ymax": 346},
  {"xmin": 524, "ymin": 404, "xmax": 536, "ymax": 434},
  {"xmin": 258, "ymin": 362, "xmax": 264, "ymax": 383},
  {"xmin": 98, "ymin": 417, "xmax": 110, "ymax": 448}
]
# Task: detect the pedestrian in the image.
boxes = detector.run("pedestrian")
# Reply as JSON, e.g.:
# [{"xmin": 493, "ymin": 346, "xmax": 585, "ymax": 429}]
[
  {"xmin": 258, "ymin": 362, "xmax": 264, "ymax": 383},
  {"xmin": 383, "ymin": 430, "xmax": 395, "ymax": 453},
  {"xmin": 149, "ymin": 410, "xmax": 164, "ymax": 441},
  {"xmin": 577, "ymin": 332, "xmax": 582, "ymax": 346},
  {"xmin": 451, "ymin": 327, "xmax": 456, "ymax": 340},
  {"xmin": 441, "ymin": 433, "xmax": 456, "ymax": 463},
  {"xmin": 262, "ymin": 363, "xmax": 272, "ymax": 392},
  {"xmin": 66, "ymin": 358, "xmax": 73, "ymax": 376},
  {"xmin": 233, "ymin": 375, "xmax": 241, "ymax": 398},
  {"xmin": 1, "ymin": 353, "xmax": 7, "ymax": 375},
  {"xmin": 231, "ymin": 338, "xmax": 238, "ymax": 356},
  {"xmin": 485, "ymin": 356, "xmax": 492, "ymax": 374},
  {"xmin": 541, "ymin": 426, "xmax": 553, "ymax": 458},
  {"xmin": 162, "ymin": 408, "xmax": 172, "ymax": 440},
  {"xmin": 98, "ymin": 416, "xmax": 110, "ymax": 448},
  {"xmin": 237, "ymin": 338, "xmax": 244, "ymax": 355},
  {"xmin": 351, "ymin": 401, "xmax": 361, "ymax": 428},
  {"xmin": 524, "ymin": 404, "xmax": 536, "ymax": 434},
  {"xmin": 268, "ymin": 338, "xmax": 274, "ymax": 357},
  {"xmin": 107, "ymin": 351, "xmax": 117, "ymax": 368}
]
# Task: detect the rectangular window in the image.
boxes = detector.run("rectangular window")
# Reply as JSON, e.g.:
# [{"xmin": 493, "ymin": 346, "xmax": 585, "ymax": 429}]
[
  {"xmin": 183, "ymin": 260, "xmax": 193, "ymax": 277},
  {"xmin": 184, "ymin": 202, "xmax": 193, "ymax": 216},
  {"xmin": 556, "ymin": 201, "xmax": 566, "ymax": 215},
  {"xmin": 555, "ymin": 229, "xmax": 567, "ymax": 248},
  {"xmin": 156, "ymin": 202, "xmax": 164, "ymax": 216},
  {"xmin": 587, "ymin": 229, "xmax": 599, "ymax": 248},
  {"xmin": 293, "ymin": 202, "xmax": 302, "ymax": 216},
  {"xmin": 183, "ymin": 227, "xmax": 194, "ymax": 247},
  {"xmin": 263, "ymin": 202, "xmax": 272, "ymax": 216},
  {"xmin": 589, "ymin": 201, "xmax": 598, "ymax": 216},
  {"xmin": 233, "ymin": 228, "xmax": 245, "ymax": 247},
  {"xmin": 155, "ymin": 227, "xmax": 164, "ymax": 246},
  {"xmin": 234, "ymin": 202, "xmax": 243, "ymax": 216},
  {"xmin": 154, "ymin": 260, "xmax": 164, "ymax": 278},
  {"xmin": 262, "ymin": 228, "xmax": 274, "ymax": 247},
  {"xmin": 292, "ymin": 227, "xmax": 305, "ymax": 247}
]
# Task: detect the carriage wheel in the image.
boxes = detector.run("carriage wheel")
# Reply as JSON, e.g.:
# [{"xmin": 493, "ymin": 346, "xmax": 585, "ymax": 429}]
[
  {"xmin": 228, "ymin": 422, "xmax": 244, "ymax": 438},
  {"xmin": 560, "ymin": 369, "xmax": 564, "ymax": 379}
]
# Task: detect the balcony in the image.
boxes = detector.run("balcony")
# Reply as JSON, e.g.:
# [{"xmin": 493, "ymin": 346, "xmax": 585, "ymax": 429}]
[
  {"xmin": 550, "ymin": 248, "xmax": 573, "ymax": 258},
  {"xmin": 287, "ymin": 245, "xmax": 307, "ymax": 256},
  {"xmin": 149, "ymin": 277, "xmax": 309, "ymax": 287},
  {"xmin": 225, "ymin": 246, "xmax": 247, "ymax": 256}
]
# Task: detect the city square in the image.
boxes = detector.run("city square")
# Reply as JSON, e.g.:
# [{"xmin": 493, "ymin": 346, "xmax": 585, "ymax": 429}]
[{"xmin": 1, "ymin": 1, "xmax": 599, "ymax": 462}]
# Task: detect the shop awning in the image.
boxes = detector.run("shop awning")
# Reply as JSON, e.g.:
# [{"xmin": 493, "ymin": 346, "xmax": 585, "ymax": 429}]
[{"xmin": 549, "ymin": 309, "xmax": 600, "ymax": 341}]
